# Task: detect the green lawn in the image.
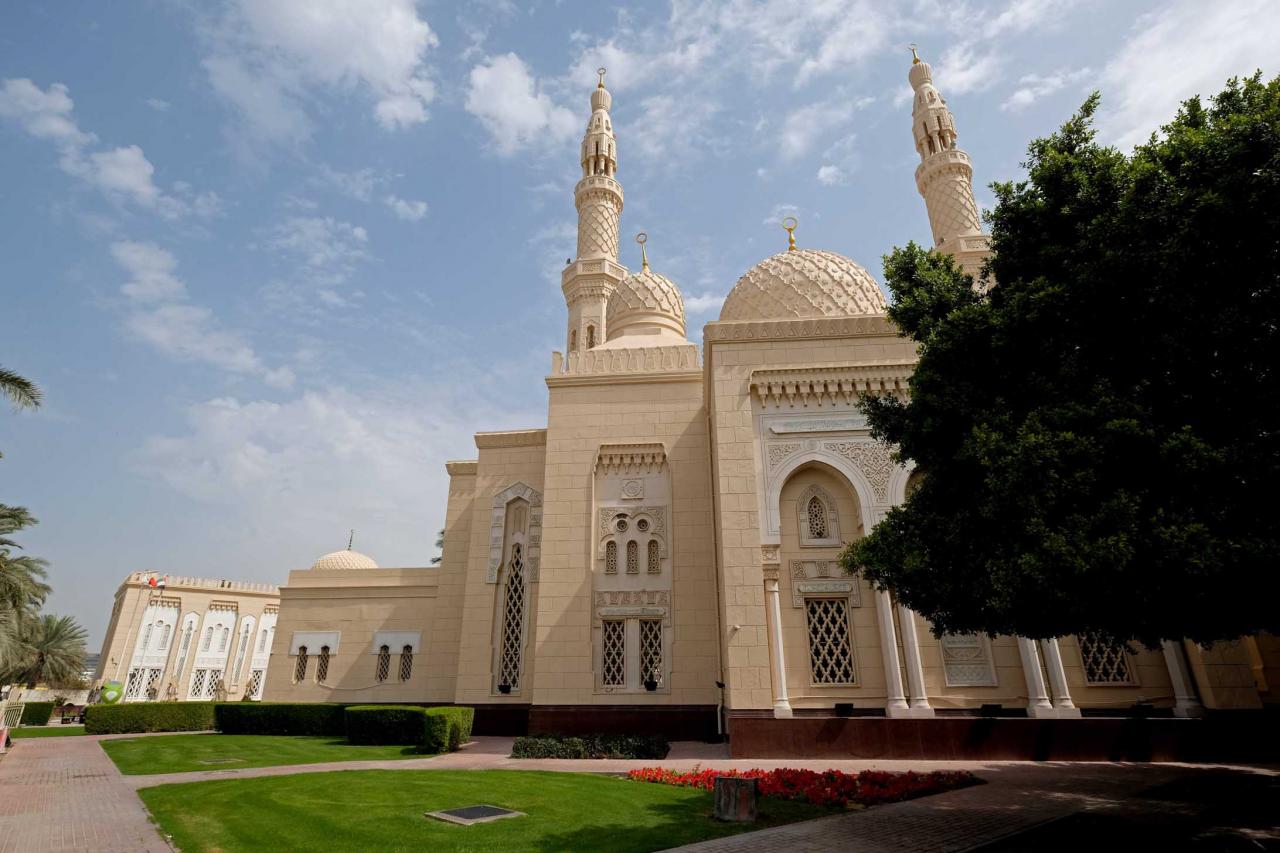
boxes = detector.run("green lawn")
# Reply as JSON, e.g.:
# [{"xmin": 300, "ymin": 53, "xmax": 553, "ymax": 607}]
[
  {"xmin": 139, "ymin": 769, "xmax": 832, "ymax": 852},
  {"xmin": 102, "ymin": 734, "xmax": 428, "ymax": 775},
  {"xmin": 10, "ymin": 725, "xmax": 87, "ymax": 738}
]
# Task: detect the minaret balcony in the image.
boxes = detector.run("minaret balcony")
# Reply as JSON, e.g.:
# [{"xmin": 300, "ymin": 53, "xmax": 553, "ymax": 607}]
[
  {"xmin": 562, "ymin": 257, "xmax": 628, "ymax": 291},
  {"xmin": 574, "ymin": 174, "xmax": 624, "ymax": 201}
]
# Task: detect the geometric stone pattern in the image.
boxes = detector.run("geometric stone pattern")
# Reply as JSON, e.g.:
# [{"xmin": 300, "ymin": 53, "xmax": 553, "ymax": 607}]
[
  {"xmin": 487, "ymin": 482, "xmax": 542, "ymax": 583},
  {"xmin": 606, "ymin": 267, "xmax": 685, "ymax": 333},
  {"xmin": 720, "ymin": 248, "xmax": 888, "ymax": 322},
  {"xmin": 806, "ymin": 597, "xmax": 856, "ymax": 685},
  {"xmin": 1078, "ymin": 634, "xmax": 1136, "ymax": 684},
  {"xmin": 941, "ymin": 633, "xmax": 997, "ymax": 686}
]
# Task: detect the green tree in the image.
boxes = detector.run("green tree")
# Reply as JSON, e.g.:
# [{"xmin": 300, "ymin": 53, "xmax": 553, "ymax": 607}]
[
  {"xmin": 431, "ymin": 528, "xmax": 444, "ymax": 565},
  {"xmin": 0, "ymin": 505, "xmax": 50, "ymax": 667},
  {"xmin": 841, "ymin": 76, "xmax": 1280, "ymax": 647},
  {"xmin": 3, "ymin": 613, "xmax": 88, "ymax": 689},
  {"xmin": 0, "ymin": 366, "xmax": 41, "ymax": 410}
]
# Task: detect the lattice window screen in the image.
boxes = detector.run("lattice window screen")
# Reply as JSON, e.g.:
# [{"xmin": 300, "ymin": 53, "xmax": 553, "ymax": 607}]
[
  {"xmin": 626, "ymin": 540, "xmax": 639, "ymax": 574},
  {"xmin": 294, "ymin": 647, "xmax": 308, "ymax": 683},
  {"xmin": 497, "ymin": 544, "xmax": 526, "ymax": 690},
  {"xmin": 646, "ymin": 540, "xmax": 660, "ymax": 574},
  {"xmin": 807, "ymin": 496, "xmax": 828, "ymax": 539},
  {"xmin": 602, "ymin": 620, "xmax": 626, "ymax": 686},
  {"xmin": 640, "ymin": 620, "xmax": 663, "ymax": 685},
  {"xmin": 806, "ymin": 598, "xmax": 856, "ymax": 685},
  {"xmin": 376, "ymin": 645, "xmax": 391, "ymax": 682},
  {"xmin": 144, "ymin": 668, "xmax": 162, "ymax": 699},
  {"xmin": 399, "ymin": 645, "xmax": 414, "ymax": 682},
  {"xmin": 605, "ymin": 541, "xmax": 617, "ymax": 574},
  {"xmin": 247, "ymin": 669, "xmax": 264, "ymax": 698},
  {"xmin": 1078, "ymin": 634, "xmax": 1135, "ymax": 684},
  {"xmin": 191, "ymin": 668, "xmax": 208, "ymax": 698},
  {"xmin": 125, "ymin": 668, "xmax": 145, "ymax": 700},
  {"xmin": 209, "ymin": 671, "xmax": 224, "ymax": 700},
  {"xmin": 316, "ymin": 646, "xmax": 330, "ymax": 683}
]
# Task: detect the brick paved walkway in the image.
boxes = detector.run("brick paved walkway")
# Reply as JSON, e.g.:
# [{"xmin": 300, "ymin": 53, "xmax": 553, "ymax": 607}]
[{"xmin": 2, "ymin": 733, "xmax": 1273, "ymax": 852}]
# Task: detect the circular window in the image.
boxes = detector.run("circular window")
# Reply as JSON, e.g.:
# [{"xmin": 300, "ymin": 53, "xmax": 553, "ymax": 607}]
[
  {"xmin": 616, "ymin": 518, "xmax": 629, "ymax": 533},
  {"xmin": 637, "ymin": 518, "xmax": 650, "ymax": 532}
]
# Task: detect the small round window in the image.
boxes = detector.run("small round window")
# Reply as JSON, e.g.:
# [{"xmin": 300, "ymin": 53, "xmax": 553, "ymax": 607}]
[
  {"xmin": 616, "ymin": 518, "xmax": 629, "ymax": 533},
  {"xmin": 637, "ymin": 518, "xmax": 650, "ymax": 532}
]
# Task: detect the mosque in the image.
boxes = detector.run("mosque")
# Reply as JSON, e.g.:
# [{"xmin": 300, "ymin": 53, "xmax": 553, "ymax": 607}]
[{"xmin": 253, "ymin": 52, "xmax": 1278, "ymax": 756}]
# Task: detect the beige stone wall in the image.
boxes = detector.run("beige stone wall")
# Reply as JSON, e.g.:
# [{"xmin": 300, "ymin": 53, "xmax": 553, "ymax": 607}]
[
  {"xmin": 1184, "ymin": 640, "xmax": 1264, "ymax": 710},
  {"xmin": 261, "ymin": 568, "xmax": 436, "ymax": 703},
  {"xmin": 452, "ymin": 431, "xmax": 548, "ymax": 705},
  {"xmin": 423, "ymin": 461, "xmax": 477, "ymax": 702},
  {"xmin": 94, "ymin": 573, "xmax": 279, "ymax": 702},
  {"xmin": 534, "ymin": 373, "xmax": 720, "ymax": 707}
]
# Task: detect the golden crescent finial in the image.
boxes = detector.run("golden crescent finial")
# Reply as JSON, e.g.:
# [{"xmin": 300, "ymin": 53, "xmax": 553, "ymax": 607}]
[
  {"xmin": 597, "ymin": 67, "xmax": 607, "ymax": 88},
  {"xmin": 909, "ymin": 44, "xmax": 921, "ymax": 64},
  {"xmin": 635, "ymin": 231, "xmax": 649, "ymax": 271},
  {"xmin": 781, "ymin": 216, "xmax": 798, "ymax": 252}
]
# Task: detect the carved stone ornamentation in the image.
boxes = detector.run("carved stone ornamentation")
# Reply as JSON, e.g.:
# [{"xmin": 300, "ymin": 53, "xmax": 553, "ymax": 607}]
[
  {"xmin": 823, "ymin": 440, "xmax": 894, "ymax": 502},
  {"xmin": 789, "ymin": 560, "xmax": 858, "ymax": 607},
  {"xmin": 766, "ymin": 443, "xmax": 803, "ymax": 469},
  {"xmin": 488, "ymin": 482, "xmax": 543, "ymax": 583}
]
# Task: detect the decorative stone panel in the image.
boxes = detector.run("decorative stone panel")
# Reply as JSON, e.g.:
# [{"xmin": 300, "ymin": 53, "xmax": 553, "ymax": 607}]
[
  {"xmin": 789, "ymin": 560, "xmax": 858, "ymax": 608},
  {"xmin": 823, "ymin": 440, "xmax": 894, "ymax": 503},
  {"xmin": 487, "ymin": 482, "xmax": 543, "ymax": 583}
]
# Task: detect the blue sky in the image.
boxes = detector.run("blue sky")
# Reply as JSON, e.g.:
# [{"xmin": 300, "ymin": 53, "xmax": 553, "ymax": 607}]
[{"xmin": 3, "ymin": 0, "xmax": 1278, "ymax": 647}]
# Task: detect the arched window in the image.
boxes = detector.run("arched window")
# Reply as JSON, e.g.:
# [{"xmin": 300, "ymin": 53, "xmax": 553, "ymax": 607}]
[
  {"xmin": 605, "ymin": 540, "xmax": 618, "ymax": 574},
  {"xmin": 233, "ymin": 623, "xmax": 251, "ymax": 681},
  {"xmin": 258, "ymin": 628, "xmax": 269, "ymax": 653},
  {"xmin": 141, "ymin": 622, "xmax": 154, "ymax": 651},
  {"xmin": 497, "ymin": 542, "xmax": 526, "ymax": 691},
  {"xmin": 202, "ymin": 627, "xmax": 213, "ymax": 652},
  {"xmin": 569, "ymin": 329, "xmax": 577, "ymax": 352},
  {"xmin": 218, "ymin": 626, "xmax": 229, "ymax": 652},
  {"xmin": 315, "ymin": 645, "xmax": 330, "ymax": 683},
  {"xmin": 376, "ymin": 645, "xmax": 390, "ymax": 682},
  {"xmin": 647, "ymin": 539, "xmax": 660, "ymax": 574},
  {"xmin": 586, "ymin": 325, "xmax": 596, "ymax": 349},
  {"xmin": 174, "ymin": 623, "xmax": 194, "ymax": 685},
  {"xmin": 399, "ymin": 645, "xmax": 414, "ymax": 681},
  {"xmin": 807, "ymin": 496, "xmax": 828, "ymax": 539},
  {"xmin": 293, "ymin": 646, "xmax": 309, "ymax": 683},
  {"xmin": 626, "ymin": 540, "xmax": 639, "ymax": 574},
  {"xmin": 159, "ymin": 623, "xmax": 171, "ymax": 649}
]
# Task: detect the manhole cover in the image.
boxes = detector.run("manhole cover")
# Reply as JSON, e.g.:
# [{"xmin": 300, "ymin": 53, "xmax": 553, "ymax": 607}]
[
  {"xmin": 197, "ymin": 758, "xmax": 246, "ymax": 765},
  {"xmin": 425, "ymin": 805, "xmax": 525, "ymax": 826}
]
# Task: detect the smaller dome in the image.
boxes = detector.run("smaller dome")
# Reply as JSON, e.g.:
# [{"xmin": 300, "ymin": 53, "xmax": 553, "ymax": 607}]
[
  {"xmin": 310, "ymin": 549, "xmax": 379, "ymax": 571},
  {"xmin": 606, "ymin": 267, "xmax": 686, "ymax": 340}
]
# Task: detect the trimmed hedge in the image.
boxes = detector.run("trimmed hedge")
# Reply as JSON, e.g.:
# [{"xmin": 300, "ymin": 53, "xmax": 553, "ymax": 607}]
[
  {"xmin": 19, "ymin": 702, "xmax": 56, "ymax": 726},
  {"xmin": 511, "ymin": 733, "xmax": 669, "ymax": 760},
  {"xmin": 215, "ymin": 703, "xmax": 345, "ymax": 736},
  {"xmin": 85, "ymin": 702, "xmax": 217, "ymax": 734},
  {"xmin": 346, "ymin": 706, "xmax": 429, "ymax": 746},
  {"xmin": 428, "ymin": 706, "xmax": 474, "ymax": 751}
]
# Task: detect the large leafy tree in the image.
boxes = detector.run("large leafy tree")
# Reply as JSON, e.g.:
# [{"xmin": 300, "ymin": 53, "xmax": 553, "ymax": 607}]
[
  {"xmin": 842, "ymin": 75, "xmax": 1280, "ymax": 646},
  {"xmin": 3, "ymin": 614, "xmax": 88, "ymax": 689}
]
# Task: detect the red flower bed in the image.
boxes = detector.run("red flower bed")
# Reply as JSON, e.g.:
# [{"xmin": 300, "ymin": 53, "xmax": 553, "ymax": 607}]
[{"xmin": 627, "ymin": 766, "xmax": 977, "ymax": 808}]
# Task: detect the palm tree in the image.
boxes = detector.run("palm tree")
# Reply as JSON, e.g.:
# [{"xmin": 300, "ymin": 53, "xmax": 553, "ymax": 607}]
[
  {"xmin": 431, "ymin": 528, "xmax": 444, "ymax": 565},
  {"xmin": 0, "ymin": 366, "xmax": 41, "ymax": 410},
  {"xmin": 0, "ymin": 504, "xmax": 50, "ymax": 677},
  {"xmin": 4, "ymin": 614, "xmax": 87, "ymax": 689}
]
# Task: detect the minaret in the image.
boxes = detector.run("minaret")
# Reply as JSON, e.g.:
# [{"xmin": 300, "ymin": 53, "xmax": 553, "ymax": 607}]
[
  {"xmin": 909, "ymin": 46, "xmax": 991, "ymax": 281},
  {"xmin": 561, "ymin": 67, "xmax": 626, "ymax": 356}
]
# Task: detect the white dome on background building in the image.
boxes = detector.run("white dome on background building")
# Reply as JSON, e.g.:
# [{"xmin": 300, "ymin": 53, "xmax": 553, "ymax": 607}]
[
  {"xmin": 718, "ymin": 248, "xmax": 888, "ymax": 322},
  {"xmin": 310, "ymin": 549, "xmax": 379, "ymax": 570}
]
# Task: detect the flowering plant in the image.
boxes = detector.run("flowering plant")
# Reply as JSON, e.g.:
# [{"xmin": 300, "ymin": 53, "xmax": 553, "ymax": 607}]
[{"xmin": 627, "ymin": 766, "xmax": 977, "ymax": 808}]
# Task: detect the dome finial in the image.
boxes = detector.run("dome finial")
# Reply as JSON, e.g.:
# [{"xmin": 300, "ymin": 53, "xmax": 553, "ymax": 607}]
[
  {"xmin": 347, "ymin": 529, "xmax": 355, "ymax": 550},
  {"xmin": 909, "ymin": 43, "xmax": 921, "ymax": 65},
  {"xmin": 636, "ymin": 231, "xmax": 649, "ymax": 271},
  {"xmin": 597, "ymin": 66, "xmax": 607, "ymax": 89},
  {"xmin": 781, "ymin": 216, "xmax": 798, "ymax": 252}
]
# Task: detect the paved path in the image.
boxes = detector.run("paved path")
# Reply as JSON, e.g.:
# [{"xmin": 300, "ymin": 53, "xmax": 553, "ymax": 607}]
[{"xmin": 1, "ymin": 733, "xmax": 1274, "ymax": 852}]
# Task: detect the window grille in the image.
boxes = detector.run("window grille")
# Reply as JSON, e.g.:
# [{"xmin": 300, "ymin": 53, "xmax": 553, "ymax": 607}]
[
  {"xmin": 806, "ymin": 598, "xmax": 856, "ymax": 685},
  {"xmin": 646, "ymin": 539, "xmax": 660, "ymax": 574},
  {"xmin": 376, "ymin": 645, "xmax": 391, "ymax": 682},
  {"xmin": 294, "ymin": 646, "xmax": 309, "ymax": 683},
  {"xmin": 399, "ymin": 645, "xmax": 414, "ymax": 681},
  {"xmin": 202, "ymin": 627, "xmax": 212, "ymax": 652},
  {"xmin": 626, "ymin": 540, "xmax": 639, "ymax": 574},
  {"xmin": 190, "ymin": 668, "xmax": 208, "ymax": 698},
  {"xmin": 601, "ymin": 620, "xmax": 626, "ymax": 687},
  {"xmin": 640, "ymin": 620, "xmax": 663, "ymax": 686},
  {"xmin": 807, "ymin": 496, "xmax": 828, "ymax": 539},
  {"xmin": 125, "ymin": 668, "xmax": 145, "ymax": 700},
  {"xmin": 497, "ymin": 543, "xmax": 526, "ymax": 691},
  {"xmin": 605, "ymin": 540, "xmax": 617, "ymax": 574},
  {"xmin": 316, "ymin": 645, "xmax": 330, "ymax": 683},
  {"xmin": 1078, "ymin": 634, "xmax": 1135, "ymax": 684},
  {"xmin": 586, "ymin": 325, "xmax": 595, "ymax": 348},
  {"xmin": 637, "ymin": 518, "xmax": 649, "ymax": 532},
  {"xmin": 144, "ymin": 667, "xmax": 162, "ymax": 700},
  {"xmin": 209, "ymin": 671, "xmax": 224, "ymax": 700},
  {"xmin": 247, "ymin": 669, "xmax": 264, "ymax": 699}
]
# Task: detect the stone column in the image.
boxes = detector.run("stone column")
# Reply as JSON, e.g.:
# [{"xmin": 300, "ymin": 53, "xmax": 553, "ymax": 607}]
[
  {"xmin": 1040, "ymin": 639, "xmax": 1081, "ymax": 717},
  {"xmin": 1018, "ymin": 637, "xmax": 1055, "ymax": 718},
  {"xmin": 896, "ymin": 605, "xmax": 934, "ymax": 715},
  {"xmin": 1162, "ymin": 639, "xmax": 1206, "ymax": 718},
  {"xmin": 876, "ymin": 591, "xmax": 910, "ymax": 715},
  {"xmin": 764, "ymin": 578, "xmax": 792, "ymax": 718}
]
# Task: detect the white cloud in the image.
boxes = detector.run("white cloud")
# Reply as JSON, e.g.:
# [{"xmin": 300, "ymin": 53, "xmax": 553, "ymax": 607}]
[
  {"xmin": 111, "ymin": 241, "xmax": 293, "ymax": 387},
  {"xmin": 1002, "ymin": 67, "xmax": 1092, "ymax": 111},
  {"xmin": 202, "ymin": 0, "xmax": 438, "ymax": 146},
  {"xmin": 763, "ymin": 202, "xmax": 801, "ymax": 227},
  {"xmin": 779, "ymin": 100, "xmax": 855, "ymax": 161},
  {"xmin": 315, "ymin": 165, "xmax": 380, "ymax": 202},
  {"xmin": 145, "ymin": 97, "xmax": 170, "ymax": 112},
  {"xmin": 627, "ymin": 94, "xmax": 720, "ymax": 165},
  {"xmin": 932, "ymin": 44, "xmax": 1003, "ymax": 96},
  {"xmin": 683, "ymin": 292, "xmax": 724, "ymax": 315},
  {"xmin": 385, "ymin": 195, "xmax": 428, "ymax": 221},
  {"xmin": 1098, "ymin": 0, "xmax": 1280, "ymax": 149},
  {"xmin": 264, "ymin": 216, "xmax": 370, "ymax": 285},
  {"xmin": 817, "ymin": 165, "xmax": 847, "ymax": 185},
  {"xmin": 1, "ymin": 78, "xmax": 217, "ymax": 219},
  {"xmin": 465, "ymin": 53, "xmax": 577, "ymax": 155}
]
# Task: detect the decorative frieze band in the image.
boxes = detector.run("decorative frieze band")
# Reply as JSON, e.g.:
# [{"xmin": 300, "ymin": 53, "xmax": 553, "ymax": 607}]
[
  {"xmin": 552, "ymin": 343, "xmax": 699, "ymax": 377},
  {"xmin": 595, "ymin": 444, "xmax": 666, "ymax": 474},
  {"xmin": 789, "ymin": 560, "xmax": 859, "ymax": 608},
  {"xmin": 705, "ymin": 315, "xmax": 900, "ymax": 344},
  {"xmin": 750, "ymin": 362, "xmax": 914, "ymax": 408},
  {"xmin": 593, "ymin": 589, "xmax": 670, "ymax": 607},
  {"xmin": 208, "ymin": 601, "xmax": 239, "ymax": 612}
]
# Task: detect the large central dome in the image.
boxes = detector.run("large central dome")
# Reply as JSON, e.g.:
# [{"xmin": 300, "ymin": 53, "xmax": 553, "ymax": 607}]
[{"xmin": 719, "ymin": 248, "xmax": 887, "ymax": 322}]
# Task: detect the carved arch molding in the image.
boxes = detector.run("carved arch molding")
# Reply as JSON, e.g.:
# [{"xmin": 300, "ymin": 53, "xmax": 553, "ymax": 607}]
[{"xmin": 487, "ymin": 482, "xmax": 542, "ymax": 583}]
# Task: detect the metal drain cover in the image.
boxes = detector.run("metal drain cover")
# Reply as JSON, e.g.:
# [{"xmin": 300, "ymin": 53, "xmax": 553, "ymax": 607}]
[{"xmin": 425, "ymin": 805, "xmax": 525, "ymax": 826}]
